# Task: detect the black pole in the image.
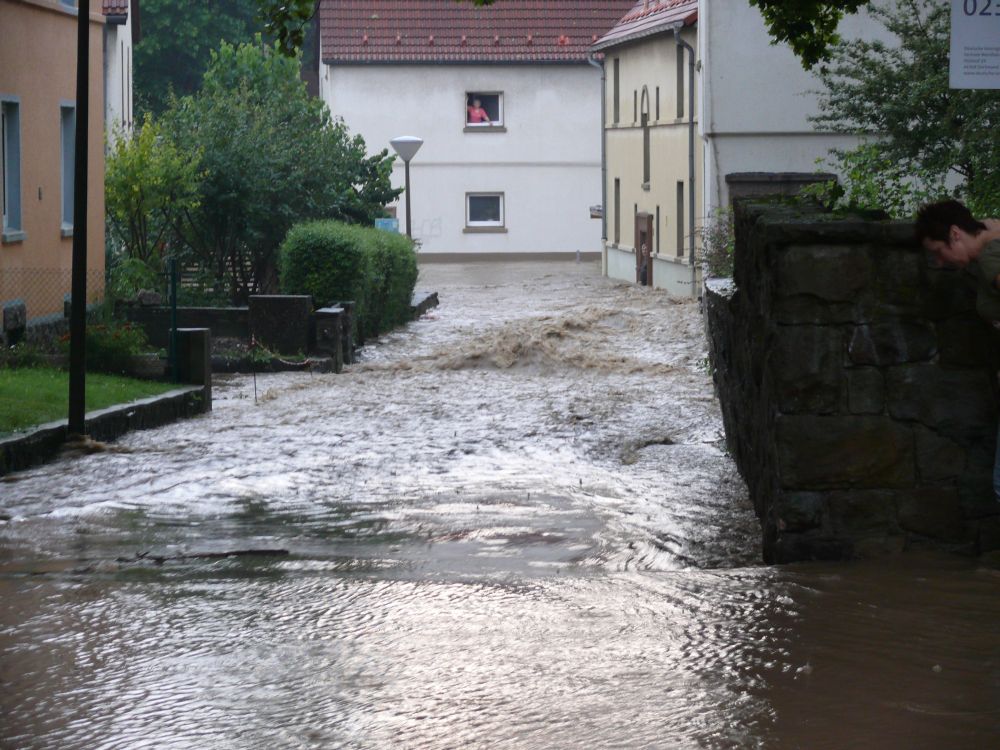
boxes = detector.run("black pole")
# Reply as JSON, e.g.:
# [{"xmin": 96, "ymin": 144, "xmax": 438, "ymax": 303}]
[
  {"xmin": 68, "ymin": 0, "xmax": 90, "ymax": 435},
  {"xmin": 404, "ymin": 159, "xmax": 412, "ymax": 238},
  {"xmin": 169, "ymin": 258, "xmax": 178, "ymax": 382}
]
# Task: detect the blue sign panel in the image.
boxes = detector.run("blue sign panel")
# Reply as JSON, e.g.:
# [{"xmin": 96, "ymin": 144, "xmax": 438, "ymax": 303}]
[{"xmin": 375, "ymin": 218, "xmax": 400, "ymax": 233}]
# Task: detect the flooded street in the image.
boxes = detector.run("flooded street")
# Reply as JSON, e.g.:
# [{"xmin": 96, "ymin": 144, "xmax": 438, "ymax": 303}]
[{"xmin": 1, "ymin": 262, "xmax": 998, "ymax": 749}]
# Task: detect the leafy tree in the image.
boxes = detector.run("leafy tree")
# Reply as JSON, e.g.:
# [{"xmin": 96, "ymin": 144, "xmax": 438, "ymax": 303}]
[
  {"xmin": 812, "ymin": 0, "xmax": 1000, "ymax": 217},
  {"xmin": 134, "ymin": 0, "xmax": 259, "ymax": 115},
  {"xmin": 164, "ymin": 39, "xmax": 401, "ymax": 303},
  {"xmin": 748, "ymin": 1, "xmax": 870, "ymax": 69},
  {"xmin": 105, "ymin": 116, "xmax": 203, "ymax": 298}
]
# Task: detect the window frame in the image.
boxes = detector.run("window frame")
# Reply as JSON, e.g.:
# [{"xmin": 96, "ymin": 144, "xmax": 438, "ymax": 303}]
[
  {"xmin": 465, "ymin": 91, "xmax": 504, "ymax": 131},
  {"xmin": 60, "ymin": 103, "xmax": 76, "ymax": 236},
  {"xmin": 1, "ymin": 95, "xmax": 24, "ymax": 243},
  {"xmin": 465, "ymin": 192, "xmax": 505, "ymax": 231}
]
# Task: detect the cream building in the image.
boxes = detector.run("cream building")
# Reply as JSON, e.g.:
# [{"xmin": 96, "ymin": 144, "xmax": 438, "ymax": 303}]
[{"xmin": 593, "ymin": 0, "xmax": 701, "ymax": 297}]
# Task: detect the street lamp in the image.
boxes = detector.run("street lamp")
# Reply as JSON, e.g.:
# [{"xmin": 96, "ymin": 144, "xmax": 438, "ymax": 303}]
[{"xmin": 389, "ymin": 136, "xmax": 423, "ymax": 238}]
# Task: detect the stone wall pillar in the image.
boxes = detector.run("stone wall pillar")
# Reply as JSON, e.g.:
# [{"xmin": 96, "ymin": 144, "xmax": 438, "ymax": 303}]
[
  {"xmin": 707, "ymin": 201, "xmax": 999, "ymax": 562},
  {"xmin": 175, "ymin": 328, "xmax": 212, "ymax": 412}
]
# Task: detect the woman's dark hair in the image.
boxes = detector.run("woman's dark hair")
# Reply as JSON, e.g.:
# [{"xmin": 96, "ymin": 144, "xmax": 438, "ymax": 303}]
[{"xmin": 914, "ymin": 200, "xmax": 986, "ymax": 243}]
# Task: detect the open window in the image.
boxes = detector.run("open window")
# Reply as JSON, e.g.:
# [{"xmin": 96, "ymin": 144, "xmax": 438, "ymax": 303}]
[
  {"xmin": 465, "ymin": 192, "xmax": 505, "ymax": 231},
  {"xmin": 466, "ymin": 92, "xmax": 503, "ymax": 128}
]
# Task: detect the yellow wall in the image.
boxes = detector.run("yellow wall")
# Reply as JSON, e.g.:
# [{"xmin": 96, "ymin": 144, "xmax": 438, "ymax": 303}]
[
  {"xmin": 603, "ymin": 26, "xmax": 702, "ymax": 291},
  {"xmin": 0, "ymin": 0, "xmax": 106, "ymax": 317}
]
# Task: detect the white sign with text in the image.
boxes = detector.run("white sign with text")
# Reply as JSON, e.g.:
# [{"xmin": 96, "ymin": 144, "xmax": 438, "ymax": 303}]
[{"xmin": 950, "ymin": 0, "xmax": 1000, "ymax": 89}]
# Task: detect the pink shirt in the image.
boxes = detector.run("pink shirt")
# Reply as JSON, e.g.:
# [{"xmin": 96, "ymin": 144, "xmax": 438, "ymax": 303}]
[{"xmin": 467, "ymin": 106, "xmax": 491, "ymax": 124}]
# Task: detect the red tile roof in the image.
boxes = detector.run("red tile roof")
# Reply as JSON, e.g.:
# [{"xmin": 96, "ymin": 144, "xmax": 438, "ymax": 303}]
[
  {"xmin": 319, "ymin": 1, "xmax": 636, "ymax": 64},
  {"xmin": 102, "ymin": 0, "xmax": 129, "ymax": 16},
  {"xmin": 592, "ymin": 0, "xmax": 697, "ymax": 51}
]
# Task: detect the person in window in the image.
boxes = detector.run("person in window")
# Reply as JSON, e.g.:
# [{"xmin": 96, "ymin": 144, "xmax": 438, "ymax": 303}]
[{"xmin": 467, "ymin": 97, "xmax": 492, "ymax": 125}]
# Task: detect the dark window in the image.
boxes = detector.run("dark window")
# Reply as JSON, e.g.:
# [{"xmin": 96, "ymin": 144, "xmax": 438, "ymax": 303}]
[
  {"xmin": 467, "ymin": 193, "xmax": 504, "ymax": 226},
  {"xmin": 612, "ymin": 59, "xmax": 620, "ymax": 124},
  {"xmin": 466, "ymin": 92, "xmax": 502, "ymax": 126},
  {"xmin": 676, "ymin": 182, "xmax": 685, "ymax": 257},
  {"xmin": 61, "ymin": 105, "xmax": 75, "ymax": 229},
  {"xmin": 1, "ymin": 100, "xmax": 22, "ymax": 234},
  {"xmin": 641, "ymin": 87, "xmax": 650, "ymax": 185},
  {"xmin": 613, "ymin": 179, "xmax": 621, "ymax": 244},
  {"xmin": 676, "ymin": 46, "xmax": 685, "ymax": 119},
  {"xmin": 655, "ymin": 206, "xmax": 660, "ymax": 254},
  {"xmin": 655, "ymin": 86, "xmax": 660, "ymax": 121}
]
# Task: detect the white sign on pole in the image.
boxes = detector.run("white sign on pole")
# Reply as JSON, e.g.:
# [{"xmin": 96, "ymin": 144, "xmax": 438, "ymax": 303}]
[{"xmin": 950, "ymin": 0, "xmax": 1000, "ymax": 89}]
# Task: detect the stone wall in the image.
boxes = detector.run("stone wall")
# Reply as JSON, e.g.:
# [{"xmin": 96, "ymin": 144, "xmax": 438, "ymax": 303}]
[
  {"xmin": 706, "ymin": 202, "xmax": 999, "ymax": 562},
  {"xmin": 121, "ymin": 305, "xmax": 250, "ymax": 348}
]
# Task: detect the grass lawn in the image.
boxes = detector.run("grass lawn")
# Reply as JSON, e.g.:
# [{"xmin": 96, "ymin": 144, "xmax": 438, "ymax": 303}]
[{"xmin": 0, "ymin": 367, "xmax": 178, "ymax": 435}]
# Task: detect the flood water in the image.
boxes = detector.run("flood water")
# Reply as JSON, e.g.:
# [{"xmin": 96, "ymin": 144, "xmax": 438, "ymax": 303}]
[{"xmin": 1, "ymin": 262, "xmax": 998, "ymax": 749}]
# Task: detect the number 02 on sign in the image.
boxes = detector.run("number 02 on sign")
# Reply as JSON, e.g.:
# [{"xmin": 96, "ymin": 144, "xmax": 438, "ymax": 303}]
[{"xmin": 950, "ymin": 0, "xmax": 1000, "ymax": 89}]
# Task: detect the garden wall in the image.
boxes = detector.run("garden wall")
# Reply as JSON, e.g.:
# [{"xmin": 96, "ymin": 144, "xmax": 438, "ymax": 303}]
[{"xmin": 706, "ymin": 202, "xmax": 999, "ymax": 562}]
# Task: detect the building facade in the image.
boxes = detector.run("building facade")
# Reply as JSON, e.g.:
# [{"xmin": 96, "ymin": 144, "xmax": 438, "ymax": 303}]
[
  {"xmin": 318, "ymin": 0, "xmax": 633, "ymax": 258},
  {"xmin": 593, "ymin": 0, "xmax": 701, "ymax": 297},
  {"xmin": 698, "ymin": 1, "xmax": 890, "ymax": 214},
  {"xmin": 1, "ymin": 0, "xmax": 107, "ymax": 318},
  {"xmin": 102, "ymin": 0, "xmax": 138, "ymax": 142}
]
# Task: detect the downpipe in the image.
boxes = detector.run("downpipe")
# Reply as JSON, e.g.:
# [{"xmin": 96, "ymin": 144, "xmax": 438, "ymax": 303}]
[
  {"xmin": 586, "ymin": 52, "xmax": 608, "ymax": 277},
  {"xmin": 673, "ymin": 27, "xmax": 697, "ymax": 298}
]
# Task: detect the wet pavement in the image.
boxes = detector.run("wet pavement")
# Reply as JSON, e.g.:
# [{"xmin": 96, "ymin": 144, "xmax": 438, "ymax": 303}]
[{"xmin": 1, "ymin": 262, "xmax": 998, "ymax": 749}]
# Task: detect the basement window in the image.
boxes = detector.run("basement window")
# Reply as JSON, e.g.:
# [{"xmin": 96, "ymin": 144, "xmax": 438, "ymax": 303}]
[{"xmin": 466, "ymin": 92, "xmax": 503, "ymax": 129}]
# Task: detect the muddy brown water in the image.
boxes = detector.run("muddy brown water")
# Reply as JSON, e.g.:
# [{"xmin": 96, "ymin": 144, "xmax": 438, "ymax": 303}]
[{"xmin": 1, "ymin": 262, "xmax": 998, "ymax": 749}]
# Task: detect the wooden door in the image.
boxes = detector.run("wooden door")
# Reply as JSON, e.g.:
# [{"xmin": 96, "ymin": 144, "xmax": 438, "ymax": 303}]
[{"xmin": 634, "ymin": 212, "xmax": 654, "ymax": 286}]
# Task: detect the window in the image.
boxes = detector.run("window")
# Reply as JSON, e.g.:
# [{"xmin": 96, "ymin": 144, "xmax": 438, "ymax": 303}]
[
  {"xmin": 676, "ymin": 181, "xmax": 685, "ymax": 257},
  {"xmin": 676, "ymin": 46, "xmax": 685, "ymax": 119},
  {"xmin": 655, "ymin": 86, "xmax": 660, "ymax": 121},
  {"xmin": 466, "ymin": 92, "xmax": 503, "ymax": 128},
  {"xmin": 655, "ymin": 206, "xmax": 660, "ymax": 254},
  {"xmin": 61, "ymin": 105, "xmax": 76, "ymax": 233},
  {"xmin": 1, "ymin": 98, "xmax": 22, "ymax": 240},
  {"xmin": 613, "ymin": 179, "xmax": 621, "ymax": 244},
  {"xmin": 612, "ymin": 59, "xmax": 620, "ymax": 124},
  {"xmin": 466, "ymin": 193, "xmax": 504, "ymax": 228},
  {"xmin": 641, "ymin": 87, "xmax": 650, "ymax": 186}
]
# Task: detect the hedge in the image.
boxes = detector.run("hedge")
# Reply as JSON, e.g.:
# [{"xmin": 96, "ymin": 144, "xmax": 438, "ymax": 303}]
[{"xmin": 278, "ymin": 220, "xmax": 418, "ymax": 340}]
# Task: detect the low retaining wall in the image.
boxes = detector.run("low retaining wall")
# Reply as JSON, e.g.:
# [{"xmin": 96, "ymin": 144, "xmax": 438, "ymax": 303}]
[
  {"xmin": 706, "ymin": 201, "xmax": 1000, "ymax": 562},
  {"xmin": 120, "ymin": 305, "xmax": 249, "ymax": 348},
  {"xmin": 0, "ymin": 386, "xmax": 208, "ymax": 476}
]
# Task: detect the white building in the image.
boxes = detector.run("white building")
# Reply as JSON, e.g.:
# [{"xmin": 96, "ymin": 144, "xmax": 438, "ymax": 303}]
[
  {"xmin": 698, "ymin": 1, "xmax": 890, "ymax": 213},
  {"xmin": 102, "ymin": 0, "xmax": 137, "ymax": 142},
  {"xmin": 317, "ymin": 0, "xmax": 633, "ymax": 258}
]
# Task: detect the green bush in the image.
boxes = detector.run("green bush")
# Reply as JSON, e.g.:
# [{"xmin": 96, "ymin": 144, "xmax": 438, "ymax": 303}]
[
  {"xmin": 279, "ymin": 220, "xmax": 417, "ymax": 339},
  {"xmin": 60, "ymin": 321, "xmax": 152, "ymax": 375}
]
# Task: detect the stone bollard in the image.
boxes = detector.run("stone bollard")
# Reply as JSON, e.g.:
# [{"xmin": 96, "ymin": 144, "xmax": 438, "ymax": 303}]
[
  {"xmin": 2, "ymin": 299, "xmax": 27, "ymax": 347},
  {"xmin": 314, "ymin": 307, "xmax": 345, "ymax": 373},
  {"xmin": 335, "ymin": 300, "xmax": 357, "ymax": 365},
  {"xmin": 248, "ymin": 295, "xmax": 312, "ymax": 356},
  {"xmin": 174, "ymin": 328, "xmax": 212, "ymax": 412}
]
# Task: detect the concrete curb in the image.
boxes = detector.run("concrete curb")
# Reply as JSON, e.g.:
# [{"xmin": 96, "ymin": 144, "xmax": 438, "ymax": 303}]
[
  {"xmin": 411, "ymin": 291, "xmax": 440, "ymax": 318},
  {"xmin": 0, "ymin": 386, "xmax": 208, "ymax": 477}
]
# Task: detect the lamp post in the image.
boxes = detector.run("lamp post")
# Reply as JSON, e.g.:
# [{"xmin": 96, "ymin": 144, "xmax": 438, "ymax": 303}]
[{"xmin": 389, "ymin": 136, "xmax": 423, "ymax": 238}]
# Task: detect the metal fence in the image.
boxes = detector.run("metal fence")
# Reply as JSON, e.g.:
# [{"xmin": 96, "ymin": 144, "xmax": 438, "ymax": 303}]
[{"xmin": 0, "ymin": 266, "xmax": 105, "ymax": 324}]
